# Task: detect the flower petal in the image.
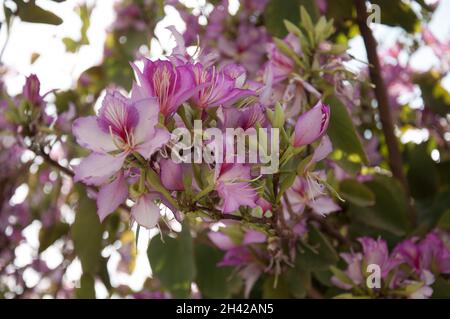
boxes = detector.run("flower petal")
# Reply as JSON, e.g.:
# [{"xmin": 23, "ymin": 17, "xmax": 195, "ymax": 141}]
[
  {"xmin": 97, "ymin": 173, "xmax": 128, "ymax": 222},
  {"xmin": 308, "ymin": 196, "xmax": 341, "ymax": 216},
  {"xmin": 133, "ymin": 97, "xmax": 159, "ymax": 143},
  {"xmin": 73, "ymin": 152, "xmax": 126, "ymax": 186},
  {"xmin": 311, "ymin": 135, "xmax": 333, "ymax": 164},
  {"xmin": 160, "ymin": 158, "xmax": 184, "ymax": 191},
  {"xmin": 134, "ymin": 128, "xmax": 170, "ymax": 159},
  {"xmin": 131, "ymin": 194, "xmax": 161, "ymax": 229},
  {"xmin": 72, "ymin": 116, "xmax": 116, "ymax": 153},
  {"xmin": 208, "ymin": 231, "xmax": 236, "ymax": 250}
]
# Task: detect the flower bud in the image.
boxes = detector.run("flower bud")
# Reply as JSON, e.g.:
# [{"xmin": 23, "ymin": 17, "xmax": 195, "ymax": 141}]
[{"xmin": 293, "ymin": 100, "xmax": 330, "ymax": 147}]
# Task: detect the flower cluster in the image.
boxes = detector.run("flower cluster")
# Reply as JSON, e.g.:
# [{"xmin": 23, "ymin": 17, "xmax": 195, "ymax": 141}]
[
  {"xmin": 331, "ymin": 232, "xmax": 450, "ymax": 298},
  {"xmin": 73, "ymin": 26, "xmax": 335, "ymax": 232}
]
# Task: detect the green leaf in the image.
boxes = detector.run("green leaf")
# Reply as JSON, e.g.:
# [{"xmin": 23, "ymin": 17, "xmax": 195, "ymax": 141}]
[
  {"xmin": 414, "ymin": 72, "xmax": 450, "ymax": 117},
  {"xmin": 264, "ymin": 0, "xmax": 299, "ymax": 37},
  {"xmin": 284, "ymin": 266, "xmax": 311, "ymax": 298},
  {"xmin": 371, "ymin": 0, "xmax": 420, "ymax": 33},
  {"xmin": 432, "ymin": 277, "xmax": 450, "ymax": 298},
  {"xmin": 437, "ymin": 209, "xmax": 450, "ymax": 231},
  {"xmin": 297, "ymin": 225, "xmax": 338, "ymax": 270},
  {"xmin": 16, "ymin": 1, "xmax": 63, "ymax": 25},
  {"xmin": 194, "ymin": 243, "xmax": 234, "ymax": 298},
  {"xmin": 406, "ymin": 143, "xmax": 439, "ymax": 199},
  {"xmin": 76, "ymin": 273, "xmax": 96, "ymax": 299},
  {"xmin": 71, "ymin": 193, "xmax": 103, "ymax": 274},
  {"xmin": 325, "ymin": 95, "xmax": 368, "ymax": 164},
  {"xmin": 262, "ymin": 276, "xmax": 291, "ymax": 298},
  {"xmin": 147, "ymin": 225, "xmax": 196, "ymax": 298},
  {"xmin": 347, "ymin": 175, "xmax": 411, "ymax": 236},
  {"xmin": 339, "ymin": 179, "xmax": 375, "ymax": 207},
  {"xmin": 276, "ymin": 172, "xmax": 296, "ymax": 203},
  {"xmin": 38, "ymin": 222, "xmax": 70, "ymax": 253}
]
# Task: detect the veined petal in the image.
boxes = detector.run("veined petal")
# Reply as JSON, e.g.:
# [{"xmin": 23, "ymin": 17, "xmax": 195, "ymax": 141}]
[
  {"xmin": 72, "ymin": 116, "xmax": 116, "ymax": 153},
  {"xmin": 293, "ymin": 101, "xmax": 330, "ymax": 147},
  {"xmin": 134, "ymin": 128, "xmax": 170, "ymax": 160},
  {"xmin": 97, "ymin": 173, "xmax": 128, "ymax": 222},
  {"xmin": 131, "ymin": 194, "xmax": 161, "ymax": 229},
  {"xmin": 133, "ymin": 97, "xmax": 160, "ymax": 143},
  {"xmin": 73, "ymin": 152, "xmax": 126, "ymax": 186}
]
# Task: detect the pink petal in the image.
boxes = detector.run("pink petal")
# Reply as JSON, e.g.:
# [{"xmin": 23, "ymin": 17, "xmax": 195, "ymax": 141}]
[
  {"xmin": 311, "ymin": 135, "xmax": 333, "ymax": 163},
  {"xmin": 72, "ymin": 116, "xmax": 116, "ymax": 153},
  {"xmin": 134, "ymin": 128, "xmax": 170, "ymax": 159},
  {"xmin": 160, "ymin": 158, "xmax": 184, "ymax": 191},
  {"xmin": 133, "ymin": 97, "xmax": 159, "ymax": 143},
  {"xmin": 243, "ymin": 230, "xmax": 266, "ymax": 245},
  {"xmin": 131, "ymin": 194, "xmax": 161, "ymax": 229},
  {"xmin": 97, "ymin": 173, "xmax": 128, "ymax": 222},
  {"xmin": 73, "ymin": 152, "xmax": 126, "ymax": 186},
  {"xmin": 293, "ymin": 101, "xmax": 330, "ymax": 147},
  {"xmin": 308, "ymin": 196, "xmax": 341, "ymax": 216},
  {"xmin": 208, "ymin": 231, "xmax": 236, "ymax": 250}
]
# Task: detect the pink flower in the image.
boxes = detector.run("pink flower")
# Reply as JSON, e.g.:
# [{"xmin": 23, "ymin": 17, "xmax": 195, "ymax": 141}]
[
  {"xmin": 265, "ymin": 33, "xmax": 300, "ymax": 83},
  {"xmin": 358, "ymin": 237, "xmax": 402, "ymax": 278},
  {"xmin": 190, "ymin": 63, "xmax": 253, "ymax": 110},
  {"xmin": 208, "ymin": 226, "xmax": 267, "ymax": 297},
  {"xmin": 72, "ymin": 90, "xmax": 170, "ymax": 220},
  {"xmin": 394, "ymin": 232, "xmax": 450, "ymax": 275},
  {"xmin": 214, "ymin": 163, "xmax": 258, "ymax": 213},
  {"xmin": 284, "ymin": 172, "xmax": 340, "ymax": 217},
  {"xmin": 221, "ymin": 103, "xmax": 267, "ymax": 130},
  {"xmin": 131, "ymin": 59, "xmax": 197, "ymax": 117},
  {"xmin": 332, "ymin": 237, "xmax": 403, "ymax": 290},
  {"xmin": 293, "ymin": 100, "xmax": 330, "ymax": 147},
  {"xmin": 22, "ymin": 74, "xmax": 43, "ymax": 106}
]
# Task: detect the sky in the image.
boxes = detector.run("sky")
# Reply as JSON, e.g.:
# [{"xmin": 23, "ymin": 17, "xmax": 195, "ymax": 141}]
[{"xmin": 1, "ymin": 0, "xmax": 449, "ymax": 297}]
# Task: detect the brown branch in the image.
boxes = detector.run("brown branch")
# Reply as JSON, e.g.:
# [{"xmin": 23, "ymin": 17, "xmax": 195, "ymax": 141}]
[
  {"xmin": 39, "ymin": 148, "xmax": 74, "ymax": 177},
  {"xmin": 354, "ymin": 0, "xmax": 417, "ymax": 228},
  {"xmin": 354, "ymin": 0, "xmax": 409, "ymax": 193}
]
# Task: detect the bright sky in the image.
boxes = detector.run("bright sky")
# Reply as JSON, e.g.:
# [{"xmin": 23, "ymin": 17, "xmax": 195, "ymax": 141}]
[{"xmin": 1, "ymin": 0, "xmax": 449, "ymax": 298}]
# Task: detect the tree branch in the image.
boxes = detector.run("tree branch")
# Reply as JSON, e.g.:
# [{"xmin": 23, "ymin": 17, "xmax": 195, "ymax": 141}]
[{"xmin": 354, "ymin": 0, "xmax": 409, "ymax": 193}]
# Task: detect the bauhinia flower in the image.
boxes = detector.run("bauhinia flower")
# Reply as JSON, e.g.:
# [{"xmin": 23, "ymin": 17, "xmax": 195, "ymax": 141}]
[
  {"xmin": 293, "ymin": 100, "xmax": 330, "ymax": 147},
  {"xmin": 284, "ymin": 174, "xmax": 340, "ymax": 216},
  {"xmin": 285, "ymin": 136, "xmax": 339, "ymax": 216},
  {"xmin": 214, "ymin": 163, "xmax": 258, "ymax": 213},
  {"xmin": 190, "ymin": 63, "xmax": 253, "ymax": 110},
  {"xmin": 331, "ymin": 237, "xmax": 403, "ymax": 290},
  {"xmin": 72, "ymin": 90, "xmax": 170, "ymax": 220},
  {"xmin": 265, "ymin": 33, "xmax": 301, "ymax": 83},
  {"xmin": 131, "ymin": 59, "xmax": 197, "ymax": 118},
  {"xmin": 22, "ymin": 74, "xmax": 43, "ymax": 106},
  {"xmin": 208, "ymin": 226, "xmax": 267, "ymax": 297},
  {"xmin": 393, "ymin": 232, "xmax": 450, "ymax": 276}
]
